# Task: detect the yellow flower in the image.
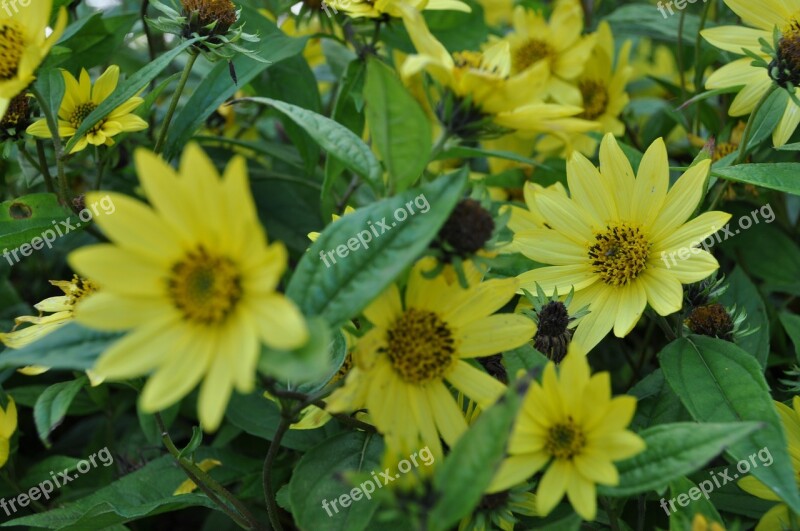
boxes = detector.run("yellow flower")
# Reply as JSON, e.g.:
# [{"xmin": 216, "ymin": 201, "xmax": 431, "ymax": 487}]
[
  {"xmin": 27, "ymin": 66, "xmax": 148, "ymax": 154},
  {"xmin": 327, "ymin": 258, "xmax": 536, "ymax": 459},
  {"xmin": 399, "ymin": 5, "xmax": 598, "ymax": 137},
  {"xmin": 488, "ymin": 353, "xmax": 645, "ymax": 520},
  {"xmin": 0, "ymin": 398, "xmax": 16, "ymax": 469},
  {"xmin": 477, "ymin": 0, "xmax": 514, "ymax": 27},
  {"xmin": 323, "ymin": 0, "xmax": 471, "ymax": 19},
  {"xmin": 511, "ymin": 134, "xmax": 731, "ymax": 353},
  {"xmin": 68, "ymin": 143, "xmax": 309, "ymax": 431},
  {"xmin": 537, "ymin": 21, "xmax": 633, "ymax": 157},
  {"xmin": 692, "ymin": 513, "xmax": 726, "ymax": 531},
  {"xmin": 702, "ymin": 0, "xmax": 800, "ymax": 146},
  {"xmin": 0, "ymin": 0, "xmax": 67, "ymax": 117},
  {"xmin": 501, "ymin": 1, "xmax": 596, "ymax": 105},
  {"xmin": 738, "ymin": 397, "xmax": 800, "ymax": 531},
  {"xmin": 173, "ymin": 459, "xmax": 222, "ymax": 495}
]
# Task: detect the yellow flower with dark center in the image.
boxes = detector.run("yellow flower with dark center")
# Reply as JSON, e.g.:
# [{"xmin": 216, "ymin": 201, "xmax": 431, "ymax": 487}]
[
  {"xmin": 510, "ymin": 134, "xmax": 731, "ymax": 353},
  {"xmin": 488, "ymin": 353, "xmax": 645, "ymax": 520},
  {"xmin": 327, "ymin": 258, "xmax": 536, "ymax": 459},
  {"xmin": 500, "ymin": 1, "xmax": 596, "ymax": 106},
  {"xmin": 0, "ymin": 0, "xmax": 67, "ymax": 118},
  {"xmin": 68, "ymin": 143, "xmax": 309, "ymax": 431},
  {"xmin": 702, "ymin": 0, "xmax": 800, "ymax": 146},
  {"xmin": 27, "ymin": 66, "xmax": 148, "ymax": 154},
  {"xmin": 0, "ymin": 398, "xmax": 16, "ymax": 469},
  {"xmin": 0, "ymin": 92, "xmax": 30, "ymax": 140},
  {"xmin": 181, "ymin": 0, "xmax": 238, "ymax": 35},
  {"xmin": 738, "ymin": 397, "xmax": 800, "ymax": 530}
]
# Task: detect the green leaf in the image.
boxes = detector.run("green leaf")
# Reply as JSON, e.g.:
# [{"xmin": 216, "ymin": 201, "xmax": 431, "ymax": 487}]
[
  {"xmin": 502, "ymin": 344, "xmax": 548, "ymax": 383},
  {"xmin": 46, "ymin": 12, "xmax": 139, "ymax": 72},
  {"xmin": 628, "ymin": 369, "xmax": 691, "ymax": 431},
  {"xmin": 667, "ymin": 476, "xmax": 725, "ymax": 531},
  {"xmin": 36, "ymin": 70, "xmax": 65, "ymax": 124},
  {"xmin": 659, "ymin": 335, "xmax": 800, "ymax": 513},
  {"xmin": 63, "ymin": 37, "xmax": 200, "ymax": 154},
  {"xmin": 0, "ymin": 323, "xmax": 121, "ymax": 371},
  {"xmin": 258, "ymin": 316, "xmax": 332, "ymax": 384},
  {"xmin": 606, "ymin": 4, "xmax": 705, "ymax": 43},
  {"xmin": 718, "ymin": 267, "xmax": 770, "ymax": 366},
  {"xmin": 162, "ymin": 8, "xmax": 308, "ymax": 159},
  {"xmin": 286, "ymin": 169, "xmax": 467, "ymax": 328},
  {"xmin": 428, "ymin": 380, "xmax": 524, "ymax": 531},
  {"xmin": 437, "ymin": 145, "xmax": 546, "ymax": 168},
  {"xmin": 364, "ymin": 58, "xmax": 431, "ymax": 192},
  {"xmin": 0, "ymin": 193, "xmax": 72, "ymax": 251},
  {"xmin": 178, "ymin": 427, "xmax": 203, "ymax": 459},
  {"xmin": 780, "ymin": 312, "xmax": 800, "ymax": 362},
  {"xmin": 34, "ymin": 376, "xmax": 88, "ymax": 447},
  {"xmin": 598, "ymin": 421, "xmax": 760, "ymax": 496},
  {"xmin": 712, "ymin": 163, "xmax": 800, "ymax": 195},
  {"xmin": 241, "ymin": 97, "xmax": 382, "ymax": 189},
  {"xmin": 743, "ymin": 88, "xmax": 789, "ymax": 152},
  {"xmin": 288, "ymin": 431, "xmax": 383, "ymax": 531}
]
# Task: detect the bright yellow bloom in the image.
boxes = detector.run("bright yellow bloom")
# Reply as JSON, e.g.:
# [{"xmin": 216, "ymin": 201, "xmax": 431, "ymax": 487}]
[
  {"xmin": 738, "ymin": 397, "xmax": 800, "ymax": 531},
  {"xmin": 68, "ymin": 144, "xmax": 309, "ymax": 431},
  {"xmin": 327, "ymin": 258, "xmax": 535, "ymax": 459},
  {"xmin": 501, "ymin": 1, "xmax": 596, "ymax": 105},
  {"xmin": 27, "ymin": 66, "xmax": 148, "ymax": 154},
  {"xmin": 477, "ymin": 0, "xmax": 514, "ymax": 27},
  {"xmin": 511, "ymin": 134, "xmax": 731, "ymax": 353},
  {"xmin": 702, "ymin": 0, "xmax": 800, "ymax": 146},
  {"xmin": 488, "ymin": 353, "xmax": 645, "ymax": 520},
  {"xmin": 0, "ymin": 398, "xmax": 16, "ymax": 469},
  {"xmin": 692, "ymin": 513, "xmax": 726, "ymax": 531},
  {"xmin": 173, "ymin": 459, "xmax": 222, "ymax": 495},
  {"xmin": 323, "ymin": 0, "xmax": 471, "ymax": 19},
  {"xmin": 538, "ymin": 21, "xmax": 633, "ymax": 157},
  {"xmin": 0, "ymin": 0, "xmax": 67, "ymax": 117},
  {"xmin": 399, "ymin": 5, "xmax": 598, "ymax": 137}
]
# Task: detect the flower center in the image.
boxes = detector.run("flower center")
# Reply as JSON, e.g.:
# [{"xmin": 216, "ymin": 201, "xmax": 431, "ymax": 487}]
[
  {"xmin": 713, "ymin": 141, "xmax": 738, "ymax": 162},
  {"xmin": 533, "ymin": 301, "xmax": 572, "ymax": 363},
  {"xmin": 435, "ymin": 198, "xmax": 495, "ymax": 260},
  {"xmin": 771, "ymin": 19, "xmax": 800, "ymax": 88},
  {"xmin": 0, "ymin": 22, "xmax": 25, "ymax": 81},
  {"xmin": 513, "ymin": 38, "xmax": 552, "ymax": 72},
  {"xmin": 66, "ymin": 277, "xmax": 97, "ymax": 306},
  {"xmin": 588, "ymin": 223, "xmax": 650, "ymax": 286},
  {"xmin": 579, "ymin": 80, "xmax": 608, "ymax": 120},
  {"xmin": 685, "ymin": 303, "xmax": 734, "ymax": 342},
  {"xmin": 384, "ymin": 308, "xmax": 457, "ymax": 384},
  {"xmin": 545, "ymin": 418, "xmax": 585, "ymax": 460},
  {"xmin": 1, "ymin": 93, "xmax": 30, "ymax": 131},
  {"xmin": 182, "ymin": 0, "xmax": 238, "ymax": 35},
  {"xmin": 167, "ymin": 246, "xmax": 243, "ymax": 325},
  {"xmin": 69, "ymin": 102, "xmax": 99, "ymax": 130}
]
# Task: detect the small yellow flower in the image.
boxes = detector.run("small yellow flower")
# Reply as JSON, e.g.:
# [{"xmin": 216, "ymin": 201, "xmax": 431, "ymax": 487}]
[
  {"xmin": 27, "ymin": 66, "xmax": 148, "ymax": 154},
  {"xmin": 308, "ymin": 206, "xmax": 356, "ymax": 242},
  {"xmin": 692, "ymin": 513, "xmax": 726, "ymax": 531},
  {"xmin": 69, "ymin": 144, "xmax": 309, "ymax": 431},
  {"xmin": 323, "ymin": 0, "xmax": 471, "ymax": 20},
  {"xmin": 173, "ymin": 459, "xmax": 222, "ymax": 495},
  {"xmin": 488, "ymin": 353, "xmax": 645, "ymax": 520},
  {"xmin": 0, "ymin": 398, "xmax": 17, "ymax": 469},
  {"xmin": 0, "ymin": 0, "xmax": 67, "ymax": 118}
]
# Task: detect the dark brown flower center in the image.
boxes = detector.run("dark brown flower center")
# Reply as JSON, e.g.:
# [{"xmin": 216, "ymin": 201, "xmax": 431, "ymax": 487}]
[
  {"xmin": 384, "ymin": 308, "xmax": 456, "ymax": 384},
  {"xmin": 588, "ymin": 223, "xmax": 650, "ymax": 286},
  {"xmin": 0, "ymin": 22, "xmax": 25, "ymax": 81}
]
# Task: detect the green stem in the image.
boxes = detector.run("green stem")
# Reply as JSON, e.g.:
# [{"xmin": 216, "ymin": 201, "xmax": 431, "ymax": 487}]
[
  {"xmin": 29, "ymin": 86, "xmax": 69, "ymax": 206},
  {"xmin": 677, "ymin": 10, "xmax": 687, "ymax": 102},
  {"xmin": 154, "ymin": 52, "xmax": 198, "ymax": 155},
  {"xmin": 94, "ymin": 146, "xmax": 108, "ymax": 190},
  {"xmin": 263, "ymin": 417, "xmax": 290, "ymax": 531},
  {"xmin": 601, "ymin": 497, "xmax": 621, "ymax": 531},
  {"xmin": 693, "ymin": 0, "xmax": 713, "ymax": 134},
  {"xmin": 428, "ymin": 131, "xmax": 453, "ymax": 164},
  {"xmin": 154, "ymin": 413, "xmax": 262, "ymax": 530},
  {"xmin": 34, "ymin": 140, "xmax": 55, "ymax": 193},
  {"xmin": 735, "ymin": 83, "xmax": 778, "ymax": 164}
]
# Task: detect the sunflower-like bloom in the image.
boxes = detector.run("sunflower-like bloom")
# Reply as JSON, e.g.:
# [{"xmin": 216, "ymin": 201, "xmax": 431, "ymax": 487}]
[
  {"xmin": 538, "ymin": 21, "xmax": 633, "ymax": 157},
  {"xmin": 398, "ymin": 5, "xmax": 598, "ymax": 139},
  {"xmin": 0, "ymin": 0, "xmax": 67, "ymax": 118},
  {"xmin": 324, "ymin": 0, "xmax": 470, "ymax": 19},
  {"xmin": 702, "ymin": 0, "xmax": 800, "ymax": 147},
  {"xmin": 499, "ymin": 1, "xmax": 596, "ymax": 106},
  {"xmin": 327, "ymin": 258, "xmax": 536, "ymax": 459},
  {"xmin": 68, "ymin": 144, "xmax": 309, "ymax": 431},
  {"xmin": 488, "ymin": 353, "xmax": 645, "ymax": 520},
  {"xmin": 510, "ymin": 134, "xmax": 731, "ymax": 354},
  {"xmin": 27, "ymin": 66, "xmax": 148, "ymax": 154},
  {"xmin": 0, "ymin": 398, "xmax": 16, "ymax": 469},
  {"xmin": 738, "ymin": 397, "xmax": 800, "ymax": 530}
]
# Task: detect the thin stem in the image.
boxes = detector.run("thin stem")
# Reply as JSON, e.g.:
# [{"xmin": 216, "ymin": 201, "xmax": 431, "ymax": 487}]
[
  {"xmin": 94, "ymin": 146, "xmax": 108, "ymax": 190},
  {"xmin": 735, "ymin": 84, "xmax": 778, "ymax": 164},
  {"xmin": 153, "ymin": 412, "xmax": 262, "ymax": 530},
  {"xmin": 35, "ymin": 140, "xmax": 55, "ymax": 193},
  {"xmin": 263, "ymin": 417, "xmax": 290, "ymax": 531},
  {"xmin": 654, "ymin": 313, "xmax": 677, "ymax": 341},
  {"xmin": 29, "ymin": 86, "xmax": 69, "ymax": 205},
  {"xmin": 677, "ymin": 10, "xmax": 687, "ymax": 102},
  {"xmin": 692, "ymin": 0, "xmax": 713, "ymax": 134},
  {"xmin": 154, "ymin": 52, "xmax": 198, "ymax": 155},
  {"xmin": 601, "ymin": 497, "xmax": 621, "ymax": 531}
]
